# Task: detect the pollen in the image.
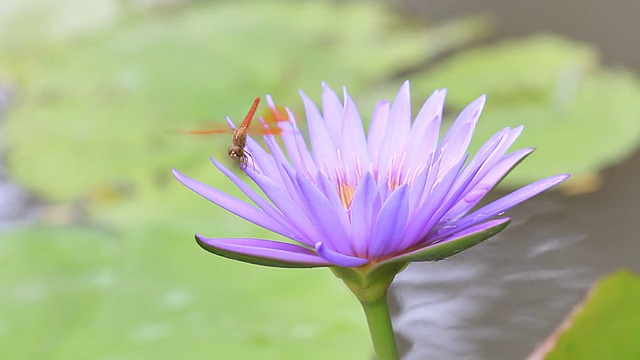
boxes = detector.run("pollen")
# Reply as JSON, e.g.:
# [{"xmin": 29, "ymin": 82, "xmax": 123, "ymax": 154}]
[{"xmin": 338, "ymin": 183, "xmax": 355, "ymax": 209}]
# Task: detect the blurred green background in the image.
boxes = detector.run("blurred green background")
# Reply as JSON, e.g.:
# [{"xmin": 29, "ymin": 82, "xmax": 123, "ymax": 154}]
[{"xmin": 1, "ymin": 0, "xmax": 640, "ymax": 359}]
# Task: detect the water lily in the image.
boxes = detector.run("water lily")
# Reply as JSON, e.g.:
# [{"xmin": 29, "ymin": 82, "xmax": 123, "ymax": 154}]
[{"xmin": 173, "ymin": 81, "xmax": 569, "ymax": 359}]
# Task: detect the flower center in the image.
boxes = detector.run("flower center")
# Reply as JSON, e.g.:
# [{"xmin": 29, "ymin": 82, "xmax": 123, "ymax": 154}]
[{"xmin": 338, "ymin": 183, "xmax": 355, "ymax": 209}]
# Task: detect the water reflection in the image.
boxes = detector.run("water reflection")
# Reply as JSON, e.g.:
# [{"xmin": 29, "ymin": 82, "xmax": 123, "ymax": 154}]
[{"xmin": 391, "ymin": 150, "xmax": 640, "ymax": 359}]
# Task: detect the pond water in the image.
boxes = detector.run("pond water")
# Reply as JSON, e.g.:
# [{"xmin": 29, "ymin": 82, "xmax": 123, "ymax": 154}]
[{"xmin": 392, "ymin": 148, "xmax": 640, "ymax": 359}]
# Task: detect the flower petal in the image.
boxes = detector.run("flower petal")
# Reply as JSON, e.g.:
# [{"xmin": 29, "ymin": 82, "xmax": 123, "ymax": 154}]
[
  {"xmin": 373, "ymin": 218, "xmax": 511, "ymax": 268},
  {"xmin": 339, "ymin": 88, "xmax": 370, "ymax": 174},
  {"xmin": 295, "ymin": 172, "xmax": 353, "ymax": 255},
  {"xmin": 445, "ymin": 148, "xmax": 534, "ymax": 217},
  {"xmin": 316, "ymin": 242, "xmax": 369, "ymax": 267},
  {"xmin": 245, "ymin": 135, "xmax": 280, "ymax": 180},
  {"xmin": 377, "ymin": 81, "xmax": 412, "ymax": 177},
  {"xmin": 452, "ymin": 126, "xmax": 524, "ymax": 202},
  {"xmin": 300, "ymin": 90, "xmax": 337, "ymax": 170},
  {"xmin": 439, "ymin": 174, "xmax": 570, "ymax": 239},
  {"xmin": 407, "ymin": 89, "xmax": 445, "ymax": 170},
  {"xmin": 368, "ymin": 184, "xmax": 410, "ymax": 259},
  {"xmin": 279, "ymin": 109, "xmax": 317, "ymax": 176},
  {"xmin": 321, "ymin": 82, "xmax": 344, "ymax": 142},
  {"xmin": 172, "ymin": 169, "xmax": 284, "ymax": 235},
  {"xmin": 367, "ymin": 100, "xmax": 390, "ymax": 169},
  {"xmin": 349, "ymin": 172, "xmax": 382, "ymax": 257},
  {"xmin": 210, "ymin": 158, "xmax": 296, "ymax": 238},
  {"xmin": 196, "ymin": 235, "xmax": 332, "ymax": 268},
  {"xmin": 398, "ymin": 154, "xmax": 468, "ymax": 251},
  {"xmin": 437, "ymin": 95, "xmax": 485, "ymax": 174},
  {"xmin": 245, "ymin": 167, "xmax": 319, "ymax": 246},
  {"xmin": 316, "ymin": 171, "xmax": 354, "ymax": 242}
]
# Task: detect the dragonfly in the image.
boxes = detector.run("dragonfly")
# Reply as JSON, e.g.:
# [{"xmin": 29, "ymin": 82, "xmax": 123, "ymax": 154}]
[{"xmin": 173, "ymin": 97, "xmax": 288, "ymax": 167}]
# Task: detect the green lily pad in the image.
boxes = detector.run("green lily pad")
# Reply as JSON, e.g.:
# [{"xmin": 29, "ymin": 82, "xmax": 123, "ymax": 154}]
[
  {"xmin": 413, "ymin": 36, "xmax": 640, "ymax": 186},
  {"xmin": 533, "ymin": 270, "xmax": 640, "ymax": 360},
  {"xmin": 1, "ymin": 0, "xmax": 485, "ymax": 202},
  {"xmin": 0, "ymin": 225, "xmax": 370, "ymax": 359}
]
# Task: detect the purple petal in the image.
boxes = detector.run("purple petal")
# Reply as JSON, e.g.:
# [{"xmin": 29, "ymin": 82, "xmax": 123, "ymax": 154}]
[
  {"xmin": 407, "ymin": 89, "xmax": 445, "ymax": 170},
  {"xmin": 172, "ymin": 169, "xmax": 285, "ymax": 236},
  {"xmin": 279, "ymin": 111, "xmax": 317, "ymax": 176},
  {"xmin": 407, "ymin": 155, "xmax": 433, "ymax": 214},
  {"xmin": 440, "ymin": 128, "xmax": 510, "ymax": 210},
  {"xmin": 399, "ymin": 154, "xmax": 468, "ymax": 251},
  {"xmin": 210, "ymin": 158, "xmax": 297, "ymax": 239},
  {"xmin": 244, "ymin": 168, "xmax": 319, "ymax": 246},
  {"xmin": 316, "ymin": 242, "xmax": 369, "ymax": 267},
  {"xmin": 372, "ymin": 218, "xmax": 511, "ymax": 267},
  {"xmin": 368, "ymin": 184, "xmax": 410, "ymax": 259},
  {"xmin": 315, "ymin": 171, "xmax": 354, "ymax": 241},
  {"xmin": 339, "ymin": 89, "xmax": 370, "ymax": 174},
  {"xmin": 367, "ymin": 100, "xmax": 390, "ymax": 168},
  {"xmin": 300, "ymin": 90, "xmax": 338, "ymax": 169},
  {"xmin": 455, "ymin": 126, "xmax": 524, "ymax": 198},
  {"xmin": 196, "ymin": 235, "xmax": 332, "ymax": 268},
  {"xmin": 445, "ymin": 148, "xmax": 534, "ymax": 217},
  {"xmin": 437, "ymin": 95, "xmax": 485, "ymax": 174},
  {"xmin": 295, "ymin": 172, "xmax": 353, "ymax": 255},
  {"xmin": 377, "ymin": 81, "xmax": 412, "ymax": 177},
  {"xmin": 349, "ymin": 172, "xmax": 382, "ymax": 257},
  {"xmin": 439, "ymin": 174, "xmax": 570, "ymax": 239},
  {"xmin": 321, "ymin": 82, "xmax": 344, "ymax": 142},
  {"xmin": 245, "ymin": 135, "xmax": 280, "ymax": 180},
  {"xmin": 442, "ymin": 218, "xmax": 510, "ymax": 241}
]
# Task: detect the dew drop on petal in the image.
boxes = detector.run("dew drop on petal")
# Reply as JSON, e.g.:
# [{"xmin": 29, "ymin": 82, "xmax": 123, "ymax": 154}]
[
  {"xmin": 473, "ymin": 213, "xmax": 488, "ymax": 222},
  {"xmin": 436, "ymin": 224, "xmax": 458, "ymax": 235}
]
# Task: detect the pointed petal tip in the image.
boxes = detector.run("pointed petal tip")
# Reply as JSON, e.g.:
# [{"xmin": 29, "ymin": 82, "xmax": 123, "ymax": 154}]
[
  {"xmin": 460, "ymin": 95, "xmax": 486, "ymax": 115},
  {"xmin": 172, "ymin": 168, "xmax": 189, "ymax": 183},
  {"xmin": 209, "ymin": 157, "xmax": 233, "ymax": 172},
  {"xmin": 544, "ymin": 173, "xmax": 571, "ymax": 185},
  {"xmin": 265, "ymin": 94, "xmax": 275, "ymax": 108},
  {"xmin": 321, "ymin": 81, "xmax": 333, "ymax": 92},
  {"xmin": 474, "ymin": 94, "xmax": 487, "ymax": 107}
]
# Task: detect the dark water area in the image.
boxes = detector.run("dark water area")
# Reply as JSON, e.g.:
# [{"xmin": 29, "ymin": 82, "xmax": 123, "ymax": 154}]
[
  {"xmin": 392, "ymin": 149, "xmax": 640, "ymax": 359},
  {"xmin": 395, "ymin": 0, "xmax": 640, "ymax": 70},
  {"xmin": 391, "ymin": 1, "xmax": 640, "ymax": 358}
]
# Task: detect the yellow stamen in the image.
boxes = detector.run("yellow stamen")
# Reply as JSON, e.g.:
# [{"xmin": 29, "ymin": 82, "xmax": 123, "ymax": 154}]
[{"xmin": 338, "ymin": 183, "xmax": 355, "ymax": 209}]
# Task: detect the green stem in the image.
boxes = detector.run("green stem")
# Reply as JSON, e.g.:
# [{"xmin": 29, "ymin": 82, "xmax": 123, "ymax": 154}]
[
  {"xmin": 331, "ymin": 265, "xmax": 404, "ymax": 360},
  {"xmin": 361, "ymin": 293, "xmax": 399, "ymax": 360}
]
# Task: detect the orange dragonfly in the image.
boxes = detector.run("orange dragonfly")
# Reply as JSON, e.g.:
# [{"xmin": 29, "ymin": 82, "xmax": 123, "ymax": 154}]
[{"xmin": 173, "ymin": 97, "xmax": 288, "ymax": 167}]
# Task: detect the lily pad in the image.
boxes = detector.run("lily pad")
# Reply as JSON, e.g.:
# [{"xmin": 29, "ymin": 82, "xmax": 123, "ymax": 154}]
[
  {"xmin": 414, "ymin": 36, "xmax": 640, "ymax": 186},
  {"xmin": 1, "ymin": 0, "xmax": 485, "ymax": 202},
  {"xmin": 0, "ymin": 225, "xmax": 370, "ymax": 359},
  {"xmin": 529, "ymin": 270, "xmax": 640, "ymax": 360}
]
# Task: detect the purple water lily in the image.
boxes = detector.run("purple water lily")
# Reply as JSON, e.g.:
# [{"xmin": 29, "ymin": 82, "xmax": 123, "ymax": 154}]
[{"xmin": 173, "ymin": 82, "xmax": 569, "ymax": 270}]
